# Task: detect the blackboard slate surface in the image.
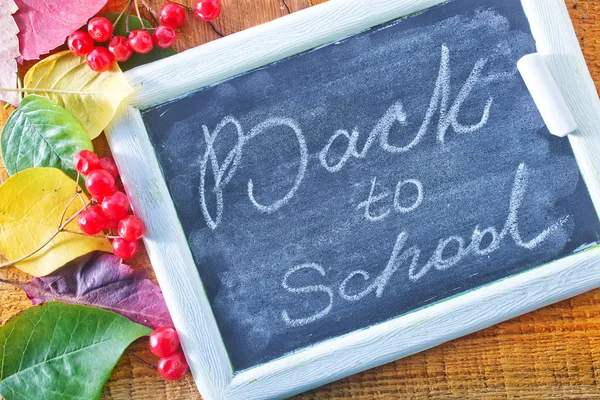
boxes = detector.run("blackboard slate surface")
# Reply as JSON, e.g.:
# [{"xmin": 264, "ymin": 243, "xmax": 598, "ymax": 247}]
[{"xmin": 141, "ymin": 0, "xmax": 600, "ymax": 371}]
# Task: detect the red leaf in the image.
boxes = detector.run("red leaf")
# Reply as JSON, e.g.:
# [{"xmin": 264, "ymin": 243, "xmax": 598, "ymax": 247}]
[
  {"xmin": 0, "ymin": 0, "xmax": 20, "ymax": 105},
  {"xmin": 3, "ymin": 252, "xmax": 173, "ymax": 329},
  {"xmin": 14, "ymin": 0, "xmax": 107, "ymax": 61}
]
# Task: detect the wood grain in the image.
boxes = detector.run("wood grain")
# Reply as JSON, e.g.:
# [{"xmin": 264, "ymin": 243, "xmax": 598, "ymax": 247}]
[{"xmin": 1, "ymin": 0, "xmax": 600, "ymax": 399}]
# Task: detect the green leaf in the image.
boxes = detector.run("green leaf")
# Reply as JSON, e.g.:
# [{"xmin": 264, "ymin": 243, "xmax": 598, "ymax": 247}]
[
  {"xmin": 0, "ymin": 302, "xmax": 151, "ymax": 400},
  {"xmin": 105, "ymin": 12, "xmax": 177, "ymax": 71},
  {"xmin": 0, "ymin": 95, "xmax": 94, "ymax": 180}
]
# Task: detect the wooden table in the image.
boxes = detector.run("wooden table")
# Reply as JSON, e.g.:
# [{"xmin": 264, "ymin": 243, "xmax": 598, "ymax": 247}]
[{"xmin": 1, "ymin": 0, "xmax": 600, "ymax": 398}]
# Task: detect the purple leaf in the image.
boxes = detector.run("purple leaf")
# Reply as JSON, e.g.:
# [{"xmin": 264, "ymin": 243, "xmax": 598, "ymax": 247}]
[{"xmin": 4, "ymin": 252, "xmax": 173, "ymax": 329}]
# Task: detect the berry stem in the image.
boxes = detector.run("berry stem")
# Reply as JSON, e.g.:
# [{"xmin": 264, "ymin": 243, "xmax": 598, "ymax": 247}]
[
  {"xmin": 139, "ymin": 0, "xmax": 159, "ymax": 25},
  {"xmin": 0, "ymin": 277, "xmax": 26, "ymax": 286},
  {"xmin": 77, "ymin": 191, "xmax": 86, "ymax": 206},
  {"xmin": 17, "ymin": 72, "xmax": 23, "ymax": 102},
  {"xmin": 134, "ymin": 0, "xmax": 145, "ymax": 29},
  {"xmin": 0, "ymin": 200, "xmax": 92, "ymax": 269},
  {"xmin": 58, "ymin": 172, "xmax": 84, "ymax": 228},
  {"xmin": 162, "ymin": 0, "xmax": 193, "ymax": 12},
  {"xmin": 128, "ymin": 351, "xmax": 156, "ymax": 369},
  {"xmin": 113, "ymin": 0, "xmax": 134, "ymax": 30},
  {"xmin": 130, "ymin": 26, "xmax": 158, "ymax": 31},
  {"xmin": 74, "ymin": 171, "xmax": 86, "ymax": 207},
  {"xmin": 126, "ymin": 0, "xmax": 134, "ymax": 34},
  {"xmin": 208, "ymin": 21, "xmax": 224, "ymax": 38},
  {"xmin": 58, "ymin": 192, "xmax": 82, "ymax": 228},
  {"xmin": 60, "ymin": 229, "xmax": 116, "ymax": 239}
]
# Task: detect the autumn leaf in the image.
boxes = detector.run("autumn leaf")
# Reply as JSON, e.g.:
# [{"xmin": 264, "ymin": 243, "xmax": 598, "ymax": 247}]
[
  {"xmin": 0, "ymin": 168, "xmax": 111, "ymax": 277},
  {"xmin": 4, "ymin": 252, "xmax": 174, "ymax": 329},
  {"xmin": 23, "ymin": 50, "xmax": 133, "ymax": 139},
  {"xmin": 0, "ymin": 0, "xmax": 20, "ymax": 106},
  {"xmin": 14, "ymin": 0, "xmax": 107, "ymax": 61},
  {"xmin": 1, "ymin": 95, "xmax": 94, "ymax": 180},
  {"xmin": 0, "ymin": 302, "xmax": 151, "ymax": 400}
]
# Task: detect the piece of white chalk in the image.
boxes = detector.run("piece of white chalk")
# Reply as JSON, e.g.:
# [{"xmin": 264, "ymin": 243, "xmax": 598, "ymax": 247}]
[{"xmin": 517, "ymin": 53, "xmax": 577, "ymax": 137}]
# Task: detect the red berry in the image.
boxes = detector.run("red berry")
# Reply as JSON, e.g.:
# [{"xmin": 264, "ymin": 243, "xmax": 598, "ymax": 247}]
[
  {"xmin": 77, "ymin": 206, "xmax": 106, "ymax": 235},
  {"xmin": 88, "ymin": 17, "xmax": 113, "ymax": 42},
  {"xmin": 159, "ymin": 3, "xmax": 186, "ymax": 28},
  {"xmin": 106, "ymin": 218, "xmax": 119, "ymax": 231},
  {"xmin": 86, "ymin": 169, "xmax": 116, "ymax": 198},
  {"xmin": 194, "ymin": 0, "xmax": 221, "ymax": 21},
  {"xmin": 157, "ymin": 352, "xmax": 188, "ymax": 381},
  {"xmin": 128, "ymin": 30, "xmax": 153, "ymax": 54},
  {"xmin": 108, "ymin": 36, "xmax": 133, "ymax": 62},
  {"xmin": 101, "ymin": 191, "xmax": 130, "ymax": 221},
  {"xmin": 67, "ymin": 30, "xmax": 95, "ymax": 57},
  {"xmin": 86, "ymin": 47, "xmax": 114, "ymax": 72},
  {"xmin": 92, "ymin": 194, "xmax": 106, "ymax": 204},
  {"xmin": 99, "ymin": 156, "xmax": 119, "ymax": 179},
  {"xmin": 152, "ymin": 25, "xmax": 177, "ymax": 49},
  {"xmin": 149, "ymin": 326, "xmax": 180, "ymax": 358},
  {"xmin": 73, "ymin": 150, "xmax": 100, "ymax": 175},
  {"xmin": 118, "ymin": 215, "xmax": 145, "ymax": 241},
  {"xmin": 112, "ymin": 237, "xmax": 139, "ymax": 259}
]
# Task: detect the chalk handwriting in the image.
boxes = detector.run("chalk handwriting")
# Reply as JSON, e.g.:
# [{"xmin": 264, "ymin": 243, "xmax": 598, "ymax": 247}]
[
  {"xmin": 394, "ymin": 179, "xmax": 424, "ymax": 214},
  {"xmin": 195, "ymin": 44, "xmax": 566, "ymax": 328},
  {"xmin": 281, "ymin": 163, "xmax": 570, "ymax": 326},
  {"xmin": 356, "ymin": 177, "xmax": 391, "ymax": 222},
  {"xmin": 357, "ymin": 177, "xmax": 424, "ymax": 221},
  {"xmin": 199, "ymin": 117, "xmax": 244, "ymax": 230},
  {"xmin": 246, "ymin": 118, "xmax": 308, "ymax": 213},
  {"xmin": 200, "ymin": 117, "xmax": 307, "ymax": 229},
  {"xmin": 319, "ymin": 44, "xmax": 493, "ymax": 173},
  {"xmin": 281, "ymin": 264, "xmax": 334, "ymax": 327},
  {"xmin": 200, "ymin": 44, "xmax": 492, "ymax": 229}
]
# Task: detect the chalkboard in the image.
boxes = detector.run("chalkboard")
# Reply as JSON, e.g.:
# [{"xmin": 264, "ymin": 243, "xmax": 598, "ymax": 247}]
[{"xmin": 141, "ymin": 0, "xmax": 600, "ymax": 372}]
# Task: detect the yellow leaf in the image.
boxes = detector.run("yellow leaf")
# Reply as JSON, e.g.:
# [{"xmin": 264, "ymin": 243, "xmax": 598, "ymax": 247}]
[
  {"xmin": 23, "ymin": 51, "xmax": 133, "ymax": 139},
  {"xmin": 0, "ymin": 168, "xmax": 112, "ymax": 277}
]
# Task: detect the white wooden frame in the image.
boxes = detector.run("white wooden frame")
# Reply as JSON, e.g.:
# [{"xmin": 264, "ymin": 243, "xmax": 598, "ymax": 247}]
[{"xmin": 105, "ymin": 0, "xmax": 600, "ymax": 399}]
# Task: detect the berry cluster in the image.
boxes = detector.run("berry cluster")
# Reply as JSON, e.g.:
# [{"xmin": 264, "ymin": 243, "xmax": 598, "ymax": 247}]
[
  {"xmin": 73, "ymin": 150, "xmax": 146, "ymax": 259},
  {"xmin": 149, "ymin": 326, "xmax": 189, "ymax": 380},
  {"xmin": 67, "ymin": 0, "xmax": 222, "ymax": 73}
]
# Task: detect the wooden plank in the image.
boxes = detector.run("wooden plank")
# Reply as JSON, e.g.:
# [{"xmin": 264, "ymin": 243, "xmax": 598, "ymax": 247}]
[{"xmin": 2, "ymin": 0, "xmax": 600, "ymax": 399}]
